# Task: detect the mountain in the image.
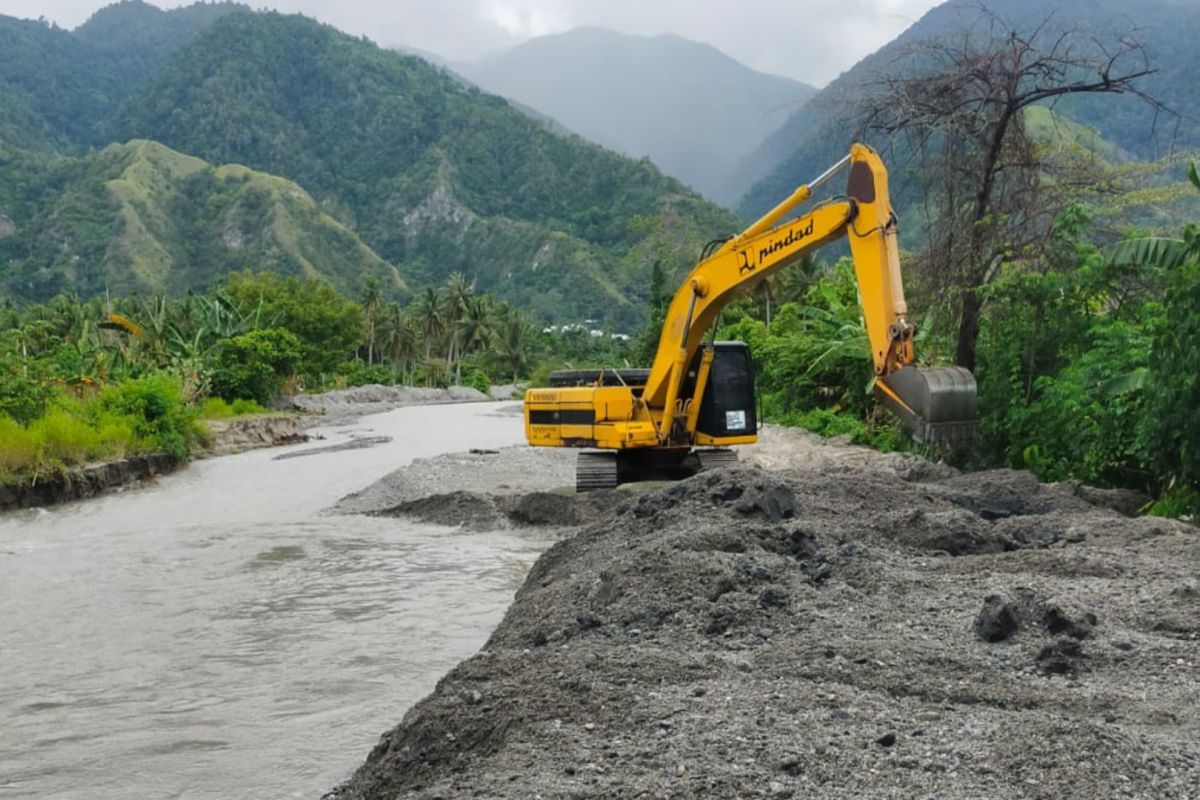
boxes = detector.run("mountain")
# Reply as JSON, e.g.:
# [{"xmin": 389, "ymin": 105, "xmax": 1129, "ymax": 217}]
[
  {"xmin": 457, "ymin": 27, "xmax": 817, "ymax": 206},
  {"xmin": 109, "ymin": 12, "xmax": 738, "ymax": 327},
  {"xmin": 738, "ymin": 0, "xmax": 1200, "ymax": 218},
  {"xmin": 0, "ymin": 139, "xmax": 400, "ymax": 300},
  {"xmin": 0, "ymin": 1, "xmax": 245, "ymax": 150}
]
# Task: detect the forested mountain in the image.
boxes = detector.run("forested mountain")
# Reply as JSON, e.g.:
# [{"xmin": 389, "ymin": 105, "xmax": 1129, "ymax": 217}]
[
  {"xmin": 0, "ymin": 140, "xmax": 399, "ymax": 299},
  {"xmin": 458, "ymin": 27, "xmax": 816, "ymax": 206},
  {"xmin": 738, "ymin": 0, "xmax": 1200, "ymax": 217},
  {"xmin": 107, "ymin": 12, "xmax": 737, "ymax": 326},
  {"xmin": 0, "ymin": 1, "xmax": 245, "ymax": 150},
  {"xmin": 0, "ymin": 5, "xmax": 738, "ymax": 326}
]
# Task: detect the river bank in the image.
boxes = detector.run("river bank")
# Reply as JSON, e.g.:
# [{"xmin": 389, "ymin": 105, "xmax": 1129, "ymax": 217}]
[
  {"xmin": 332, "ymin": 428, "xmax": 1200, "ymax": 799},
  {"xmin": 0, "ymin": 384, "xmax": 507, "ymax": 514},
  {"xmin": 0, "ymin": 414, "xmax": 309, "ymax": 513}
]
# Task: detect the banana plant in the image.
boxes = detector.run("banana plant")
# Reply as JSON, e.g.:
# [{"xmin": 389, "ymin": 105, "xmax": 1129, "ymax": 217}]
[{"xmin": 1105, "ymin": 160, "xmax": 1200, "ymax": 271}]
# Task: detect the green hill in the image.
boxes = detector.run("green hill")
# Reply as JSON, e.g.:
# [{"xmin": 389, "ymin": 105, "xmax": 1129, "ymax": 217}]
[
  {"xmin": 0, "ymin": 140, "xmax": 401, "ymax": 300},
  {"xmin": 109, "ymin": 11, "xmax": 738, "ymax": 327},
  {"xmin": 739, "ymin": 0, "xmax": 1200, "ymax": 220},
  {"xmin": 0, "ymin": 1, "xmax": 245, "ymax": 150}
]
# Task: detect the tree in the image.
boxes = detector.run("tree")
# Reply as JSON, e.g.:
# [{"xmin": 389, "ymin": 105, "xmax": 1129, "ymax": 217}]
[
  {"xmin": 1108, "ymin": 160, "xmax": 1200, "ymax": 490},
  {"xmin": 441, "ymin": 272, "xmax": 474, "ymax": 377},
  {"xmin": 360, "ymin": 276, "xmax": 382, "ymax": 366},
  {"xmin": 380, "ymin": 303, "xmax": 418, "ymax": 381},
  {"xmin": 211, "ymin": 327, "xmax": 302, "ymax": 404},
  {"xmin": 492, "ymin": 314, "xmax": 532, "ymax": 381},
  {"xmin": 863, "ymin": 7, "xmax": 1165, "ymax": 371},
  {"xmin": 223, "ymin": 272, "xmax": 363, "ymax": 381},
  {"xmin": 409, "ymin": 286, "xmax": 442, "ymax": 359}
]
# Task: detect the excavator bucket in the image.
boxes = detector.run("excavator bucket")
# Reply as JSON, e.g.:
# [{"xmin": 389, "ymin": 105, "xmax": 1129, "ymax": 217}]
[{"xmin": 876, "ymin": 365, "xmax": 977, "ymax": 448}]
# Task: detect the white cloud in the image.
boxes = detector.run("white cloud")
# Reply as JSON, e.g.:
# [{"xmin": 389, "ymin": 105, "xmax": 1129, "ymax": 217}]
[{"xmin": 0, "ymin": 0, "xmax": 942, "ymax": 85}]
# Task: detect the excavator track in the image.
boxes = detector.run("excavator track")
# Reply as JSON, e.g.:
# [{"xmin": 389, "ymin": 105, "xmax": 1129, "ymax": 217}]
[
  {"xmin": 576, "ymin": 452, "xmax": 619, "ymax": 492},
  {"xmin": 696, "ymin": 448, "xmax": 739, "ymax": 471}
]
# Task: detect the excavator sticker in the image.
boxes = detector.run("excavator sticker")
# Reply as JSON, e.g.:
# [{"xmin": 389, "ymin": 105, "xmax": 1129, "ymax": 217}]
[
  {"xmin": 737, "ymin": 250, "xmax": 756, "ymax": 275},
  {"xmin": 758, "ymin": 219, "xmax": 815, "ymax": 264}
]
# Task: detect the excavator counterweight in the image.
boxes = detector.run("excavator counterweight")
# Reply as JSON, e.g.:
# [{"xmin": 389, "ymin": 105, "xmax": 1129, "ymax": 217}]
[{"xmin": 525, "ymin": 144, "xmax": 978, "ymax": 489}]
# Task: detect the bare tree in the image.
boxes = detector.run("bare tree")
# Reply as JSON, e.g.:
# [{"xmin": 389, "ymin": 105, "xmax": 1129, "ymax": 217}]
[{"xmin": 862, "ymin": 5, "xmax": 1169, "ymax": 371}]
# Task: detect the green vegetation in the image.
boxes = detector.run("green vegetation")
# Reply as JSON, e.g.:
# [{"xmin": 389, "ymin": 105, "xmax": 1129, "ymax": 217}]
[
  {"xmin": 0, "ymin": 140, "xmax": 401, "ymax": 301},
  {"xmin": 0, "ymin": 267, "xmax": 592, "ymax": 487},
  {"xmin": 0, "ymin": 376, "xmax": 203, "ymax": 486},
  {"xmin": 721, "ymin": 161, "xmax": 1200, "ymax": 516},
  {"xmin": 0, "ymin": 1, "xmax": 244, "ymax": 152},
  {"xmin": 0, "ymin": 7, "xmax": 736, "ymax": 326},
  {"xmin": 103, "ymin": 11, "xmax": 737, "ymax": 327}
]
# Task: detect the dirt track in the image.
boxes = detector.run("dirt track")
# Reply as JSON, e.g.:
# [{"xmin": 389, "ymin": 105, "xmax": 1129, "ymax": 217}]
[{"xmin": 330, "ymin": 428, "xmax": 1200, "ymax": 799}]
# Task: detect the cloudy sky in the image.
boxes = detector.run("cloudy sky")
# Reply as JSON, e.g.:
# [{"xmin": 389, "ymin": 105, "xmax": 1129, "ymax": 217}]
[{"xmin": 3, "ymin": 0, "xmax": 942, "ymax": 85}]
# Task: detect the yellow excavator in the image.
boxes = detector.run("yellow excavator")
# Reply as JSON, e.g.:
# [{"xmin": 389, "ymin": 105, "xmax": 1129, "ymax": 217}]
[{"xmin": 525, "ymin": 143, "xmax": 977, "ymax": 490}]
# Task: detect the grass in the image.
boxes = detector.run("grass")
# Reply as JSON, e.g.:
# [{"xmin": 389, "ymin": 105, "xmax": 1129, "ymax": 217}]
[
  {"xmin": 0, "ymin": 374, "xmax": 205, "ymax": 486},
  {"xmin": 200, "ymin": 397, "xmax": 268, "ymax": 419}
]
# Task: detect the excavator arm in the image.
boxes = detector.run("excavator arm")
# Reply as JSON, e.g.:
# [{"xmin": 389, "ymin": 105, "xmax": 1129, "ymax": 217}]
[
  {"xmin": 641, "ymin": 143, "xmax": 975, "ymax": 446},
  {"xmin": 524, "ymin": 143, "xmax": 976, "ymax": 490}
]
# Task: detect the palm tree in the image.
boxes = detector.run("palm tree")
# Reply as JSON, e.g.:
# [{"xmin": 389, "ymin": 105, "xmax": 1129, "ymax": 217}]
[
  {"xmin": 381, "ymin": 304, "xmax": 418, "ymax": 382},
  {"xmin": 493, "ymin": 314, "xmax": 532, "ymax": 381},
  {"xmin": 360, "ymin": 276, "xmax": 383, "ymax": 366},
  {"xmin": 454, "ymin": 295, "xmax": 494, "ymax": 383},
  {"xmin": 413, "ymin": 286, "xmax": 444, "ymax": 359},
  {"xmin": 442, "ymin": 272, "xmax": 474, "ymax": 376}
]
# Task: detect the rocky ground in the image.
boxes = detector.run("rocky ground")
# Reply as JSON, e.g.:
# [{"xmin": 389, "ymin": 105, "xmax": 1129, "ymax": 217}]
[
  {"xmin": 330, "ymin": 428, "xmax": 1200, "ymax": 799},
  {"xmin": 280, "ymin": 385, "xmax": 494, "ymax": 425},
  {"xmin": 204, "ymin": 413, "xmax": 308, "ymax": 456}
]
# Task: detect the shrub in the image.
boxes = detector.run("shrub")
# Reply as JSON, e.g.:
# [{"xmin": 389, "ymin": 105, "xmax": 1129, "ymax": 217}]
[
  {"xmin": 201, "ymin": 397, "xmax": 268, "ymax": 418},
  {"xmin": 211, "ymin": 328, "xmax": 302, "ymax": 404},
  {"xmin": 0, "ymin": 417, "xmax": 38, "ymax": 480},
  {"xmin": 339, "ymin": 360, "xmax": 394, "ymax": 388},
  {"xmin": 1139, "ymin": 257, "xmax": 1200, "ymax": 491},
  {"xmin": 97, "ymin": 374, "xmax": 201, "ymax": 459},
  {"xmin": 0, "ymin": 353, "xmax": 54, "ymax": 425},
  {"xmin": 463, "ymin": 367, "xmax": 492, "ymax": 395}
]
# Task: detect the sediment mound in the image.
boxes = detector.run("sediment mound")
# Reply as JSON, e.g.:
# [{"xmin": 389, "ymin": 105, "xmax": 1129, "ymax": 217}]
[
  {"xmin": 206, "ymin": 414, "xmax": 308, "ymax": 456},
  {"xmin": 376, "ymin": 488, "xmax": 620, "ymax": 530},
  {"xmin": 280, "ymin": 385, "xmax": 489, "ymax": 423},
  {"xmin": 334, "ymin": 463, "xmax": 1200, "ymax": 799}
]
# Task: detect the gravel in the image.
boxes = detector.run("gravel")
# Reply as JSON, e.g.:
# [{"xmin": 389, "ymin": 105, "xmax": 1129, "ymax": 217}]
[
  {"xmin": 279, "ymin": 385, "xmax": 490, "ymax": 425},
  {"xmin": 327, "ymin": 427, "xmax": 1200, "ymax": 799}
]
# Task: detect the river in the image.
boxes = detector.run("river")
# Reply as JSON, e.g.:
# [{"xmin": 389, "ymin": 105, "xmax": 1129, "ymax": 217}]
[{"xmin": 0, "ymin": 401, "xmax": 549, "ymax": 800}]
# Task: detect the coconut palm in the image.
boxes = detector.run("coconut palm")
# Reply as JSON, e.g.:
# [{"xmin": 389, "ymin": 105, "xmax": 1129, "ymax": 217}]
[
  {"xmin": 493, "ymin": 314, "xmax": 532, "ymax": 381},
  {"xmin": 360, "ymin": 276, "xmax": 383, "ymax": 366},
  {"xmin": 442, "ymin": 272, "xmax": 475, "ymax": 376},
  {"xmin": 413, "ymin": 286, "xmax": 444, "ymax": 359},
  {"xmin": 454, "ymin": 295, "xmax": 494, "ymax": 383}
]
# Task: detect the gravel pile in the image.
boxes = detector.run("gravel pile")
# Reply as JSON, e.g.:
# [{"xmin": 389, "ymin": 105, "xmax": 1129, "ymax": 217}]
[
  {"xmin": 281, "ymin": 385, "xmax": 490, "ymax": 425},
  {"xmin": 330, "ymin": 442, "xmax": 575, "ymax": 516},
  {"xmin": 331, "ymin": 454, "xmax": 1200, "ymax": 799}
]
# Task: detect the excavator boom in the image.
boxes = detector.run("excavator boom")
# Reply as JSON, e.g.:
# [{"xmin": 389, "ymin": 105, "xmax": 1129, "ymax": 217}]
[{"xmin": 525, "ymin": 144, "xmax": 977, "ymax": 489}]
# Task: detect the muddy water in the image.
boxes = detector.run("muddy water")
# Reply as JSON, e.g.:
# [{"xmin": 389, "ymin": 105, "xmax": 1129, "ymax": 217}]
[{"xmin": 0, "ymin": 402, "xmax": 547, "ymax": 800}]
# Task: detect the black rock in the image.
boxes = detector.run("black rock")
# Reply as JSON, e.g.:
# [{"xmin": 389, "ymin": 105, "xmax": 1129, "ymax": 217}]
[
  {"xmin": 1038, "ymin": 638, "xmax": 1085, "ymax": 675},
  {"xmin": 1043, "ymin": 603, "xmax": 1097, "ymax": 640},
  {"xmin": 759, "ymin": 586, "xmax": 789, "ymax": 609},
  {"xmin": 779, "ymin": 756, "xmax": 805, "ymax": 775},
  {"xmin": 876, "ymin": 732, "xmax": 897, "ymax": 747},
  {"xmin": 975, "ymin": 594, "xmax": 1021, "ymax": 642}
]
